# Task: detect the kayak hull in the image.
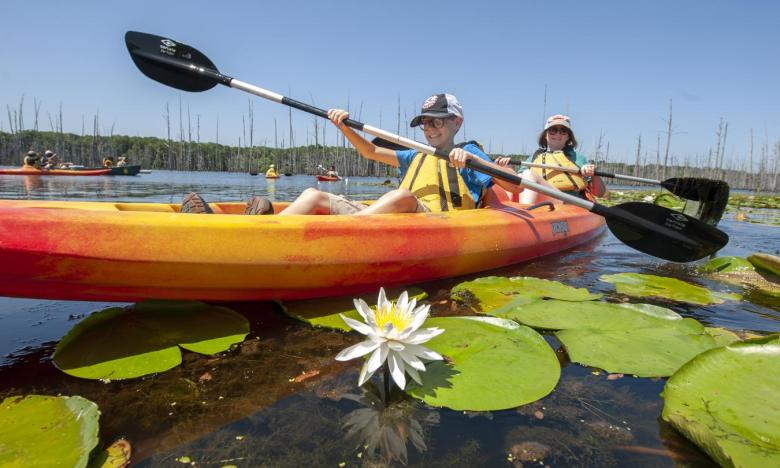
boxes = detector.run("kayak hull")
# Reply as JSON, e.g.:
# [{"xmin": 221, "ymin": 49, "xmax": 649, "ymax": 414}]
[
  {"xmin": 316, "ymin": 175, "xmax": 340, "ymax": 182},
  {"xmin": 71, "ymin": 165, "xmax": 142, "ymax": 176},
  {"xmin": 0, "ymin": 168, "xmax": 111, "ymax": 176},
  {"xmin": 0, "ymin": 192, "xmax": 605, "ymax": 302}
]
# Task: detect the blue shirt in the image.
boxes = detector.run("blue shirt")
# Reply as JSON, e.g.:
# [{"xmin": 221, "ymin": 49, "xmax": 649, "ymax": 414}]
[{"xmin": 395, "ymin": 143, "xmax": 494, "ymax": 203}]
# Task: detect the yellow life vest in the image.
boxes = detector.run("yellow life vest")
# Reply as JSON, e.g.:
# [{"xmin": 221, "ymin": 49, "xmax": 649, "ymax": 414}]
[
  {"xmin": 399, "ymin": 153, "xmax": 478, "ymax": 212},
  {"xmin": 531, "ymin": 150, "xmax": 587, "ymax": 192},
  {"xmin": 265, "ymin": 168, "xmax": 277, "ymax": 177}
]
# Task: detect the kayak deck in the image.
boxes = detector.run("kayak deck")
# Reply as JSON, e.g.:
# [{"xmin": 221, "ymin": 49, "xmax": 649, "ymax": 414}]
[{"xmin": 0, "ymin": 190, "xmax": 605, "ymax": 302}]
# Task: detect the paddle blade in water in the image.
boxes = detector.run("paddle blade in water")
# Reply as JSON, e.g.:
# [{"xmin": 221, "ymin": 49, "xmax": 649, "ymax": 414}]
[
  {"xmin": 603, "ymin": 202, "xmax": 729, "ymax": 262},
  {"xmin": 125, "ymin": 31, "xmax": 221, "ymax": 92}
]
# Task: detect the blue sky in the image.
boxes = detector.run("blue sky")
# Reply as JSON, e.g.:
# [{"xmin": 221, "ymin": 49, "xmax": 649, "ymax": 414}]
[{"xmin": 2, "ymin": 0, "xmax": 778, "ymax": 168}]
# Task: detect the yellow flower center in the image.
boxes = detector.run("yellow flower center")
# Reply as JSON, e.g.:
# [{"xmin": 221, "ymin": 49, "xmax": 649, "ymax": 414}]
[{"xmin": 373, "ymin": 303, "xmax": 412, "ymax": 332}]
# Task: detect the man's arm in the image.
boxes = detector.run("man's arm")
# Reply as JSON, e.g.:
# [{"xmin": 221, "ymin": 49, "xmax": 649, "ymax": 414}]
[{"xmin": 328, "ymin": 109, "xmax": 399, "ymax": 167}]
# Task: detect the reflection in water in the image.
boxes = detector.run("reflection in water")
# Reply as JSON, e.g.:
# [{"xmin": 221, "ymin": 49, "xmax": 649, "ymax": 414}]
[{"xmin": 341, "ymin": 383, "xmax": 439, "ymax": 466}]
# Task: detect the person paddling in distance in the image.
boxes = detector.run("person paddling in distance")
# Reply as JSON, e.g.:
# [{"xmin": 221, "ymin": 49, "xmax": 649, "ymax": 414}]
[
  {"xmin": 181, "ymin": 93, "xmax": 517, "ymax": 215},
  {"xmin": 495, "ymin": 114, "xmax": 606, "ymax": 204}
]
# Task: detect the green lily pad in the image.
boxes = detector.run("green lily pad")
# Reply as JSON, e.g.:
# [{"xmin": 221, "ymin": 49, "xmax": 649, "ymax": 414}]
[
  {"xmin": 451, "ymin": 276, "xmax": 601, "ymax": 312},
  {"xmin": 279, "ymin": 288, "xmax": 427, "ymax": 332},
  {"xmin": 654, "ymin": 192, "xmax": 685, "ymax": 210},
  {"xmin": 53, "ymin": 301, "xmax": 249, "ymax": 380},
  {"xmin": 488, "ymin": 299, "xmax": 718, "ymax": 377},
  {"xmin": 700, "ymin": 256, "xmax": 755, "ymax": 274},
  {"xmin": 0, "ymin": 395, "xmax": 100, "ymax": 467},
  {"xmin": 489, "ymin": 299, "xmax": 688, "ymax": 331},
  {"xmin": 600, "ymin": 273, "xmax": 741, "ymax": 305},
  {"xmin": 704, "ymin": 327, "xmax": 742, "ymax": 347},
  {"xmin": 662, "ymin": 335, "xmax": 780, "ymax": 467},
  {"xmin": 558, "ymin": 325, "xmax": 717, "ymax": 377},
  {"xmin": 748, "ymin": 253, "xmax": 780, "ymax": 277},
  {"xmin": 406, "ymin": 317, "xmax": 560, "ymax": 411}
]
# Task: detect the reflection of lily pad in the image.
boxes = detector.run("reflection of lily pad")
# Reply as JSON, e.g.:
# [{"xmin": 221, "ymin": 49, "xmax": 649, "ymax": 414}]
[
  {"xmin": 491, "ymin": 299, "xmax": 720, "ymax": 377},
  {"xmin": 452, "ymin": 276, "xmax": 601, "ymax": 312},
  {"xmin": 279, "ymin": 288, "xmax": 427, "ymax": 332},
  {"xmin": 0, "ymin": 395, "xmax": 100, "ymax": 467},
  {"xmin": 53, "ymin": 301, "xmax": 249, "ymax": 380},
  {"xmin": 700, "ymin": 256, "xmax": 755, "ymax": 274},
  {"xmin": 407, "ymin": 317, "xmax": 559, "ymax": 411},
  {"xmin": 662, "ymin": 335, "xmax": 780, "ymax": 467},
  {"xmin": 600, "ymin": 273, "xmax": 741, "ymax": 305}
]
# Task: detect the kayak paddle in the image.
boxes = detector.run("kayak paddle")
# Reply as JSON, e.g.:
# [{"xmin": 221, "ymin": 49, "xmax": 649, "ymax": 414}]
[
  {"xmin": 518, "ymin": 161, "xmax": 730, "ymax": 226},
  {"xmin": 125, "ymin": 31, "xmax": 728, "ymax": 263}
]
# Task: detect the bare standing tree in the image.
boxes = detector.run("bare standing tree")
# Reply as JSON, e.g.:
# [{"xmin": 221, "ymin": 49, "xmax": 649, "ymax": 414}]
[{"xmin": 662, "ymin": 99, "xmax": 674, "ymax": 180}]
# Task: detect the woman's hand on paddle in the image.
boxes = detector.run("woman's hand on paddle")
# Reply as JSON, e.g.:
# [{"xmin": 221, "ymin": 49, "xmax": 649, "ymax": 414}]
[
  {"xmin": 449, "ymin": 147, "xmax": 474, "ymax": 168},
  {"xmin": 580, "ymin": 164, "xmax": 595, "ymax": 176},
  {"xmin": 327, "ymin": 109, "xmax": 349, "ymax": 130}
]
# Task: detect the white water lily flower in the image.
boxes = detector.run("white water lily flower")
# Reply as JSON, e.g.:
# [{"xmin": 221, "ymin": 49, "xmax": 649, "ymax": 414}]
[
  {"xmin": 643, "ymin": 195, "xmax": 654, "ymax": 202},
  {"xmin": 335, "ymin": 288, "xmax": 444, "ymax": 390}
]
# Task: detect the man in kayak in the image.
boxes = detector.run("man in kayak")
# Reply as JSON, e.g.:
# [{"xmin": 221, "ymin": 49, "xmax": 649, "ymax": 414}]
[
  {"xmin": 22, "ymin": 151, "xmax": 41, "ymax": 169},
  {"xmin": 182, "ymin": 93, "xmax": 515, "ymax": 215}
]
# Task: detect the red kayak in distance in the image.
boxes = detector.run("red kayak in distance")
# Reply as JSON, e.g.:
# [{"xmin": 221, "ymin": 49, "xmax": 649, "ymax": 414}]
[
  {"xmin": 0, "ymin": 167, "xmax": 112, "ymax": 176},
  {"xmin": 316, "ymin": 175, "xmax": 340, "ymax": 182}
]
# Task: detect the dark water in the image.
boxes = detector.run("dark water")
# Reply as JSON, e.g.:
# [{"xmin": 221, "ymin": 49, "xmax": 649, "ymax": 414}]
[{"xmin": 0, "ymin": 171, "xmax": 778, "ymax": 467}]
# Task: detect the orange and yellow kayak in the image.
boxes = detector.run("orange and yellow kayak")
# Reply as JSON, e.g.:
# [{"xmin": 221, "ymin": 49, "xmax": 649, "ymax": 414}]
[
  {"xmin": 0, "ymin": 188, "xmax": 605, "ymax": 302},
  {"xmin": 0, "ymin": 167, "xmax": 112, "ymax": 176}
]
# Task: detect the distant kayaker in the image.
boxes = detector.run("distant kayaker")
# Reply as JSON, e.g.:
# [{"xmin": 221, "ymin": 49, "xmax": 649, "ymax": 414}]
[
  {"xmin": 496, "ymin": 114, "xmax": 606, "ymax": 203},
  {"xmin": 326, "ymin": 165, "xmax": 339, "ymax": 178},
  {"xmin": 42, "ymin": 150, "xmax": 59, "ymax": 169},
  {"xmin": 22, "ymin": 151, "xmax": 41, "ymax": 169},
  {"xmin": 180, "ymin": 93, "xmax": 516, "ymax": 215},
  {"xmin": 102, "ymin": 156, "xmax": 114, "ymax": 168},
  {"xmin": 116, "ymin": 156, "xmax": 127, "ymax": 167},
  {"xmin": 266, "ymin": 164, "xmax": 278, "ymax": 177}
]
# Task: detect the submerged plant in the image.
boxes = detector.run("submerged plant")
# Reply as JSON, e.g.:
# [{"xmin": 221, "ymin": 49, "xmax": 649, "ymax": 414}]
[{"xmin": 335, "ymin": 288, "xmax": 444, "ymax": 390}]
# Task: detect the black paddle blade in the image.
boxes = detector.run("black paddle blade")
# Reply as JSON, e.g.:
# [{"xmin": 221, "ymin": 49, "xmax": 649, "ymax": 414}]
[
  {"xmin": 125, "ymin": 31, "xmax": 223, "ymax": 92},
  {"xmin": 598, "ymin": 202, "xmax": 729, "ymax": 262},
  {"xmin": 661, "ymin": 177, "xmax": 729, "ymax": 202},
  {"xmin": 664, "ymin": 178, "xmax": 730, "ymax": 226},
  {"xmin": 371, "ymin": 136, "xmax": 410, "ymax": 151}
]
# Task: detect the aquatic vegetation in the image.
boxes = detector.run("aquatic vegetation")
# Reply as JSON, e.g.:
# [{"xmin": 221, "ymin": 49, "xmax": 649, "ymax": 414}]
[
  {"xmin": 0, "ymin": 395, "xmax": 100, "ymax": 467},
  {"xmin": 451, "ymin": 276, "xmax": 601, "ymax": 312},
  {"xmin": 407, "ymin": 317, "xmax": 560, "ymax": 411},
  {"xmin": 600, "ymin": 272, "xmax": 741, "ymax": 305},
  {"xmin": 702, "ymin": 255, "xmax": 780, "ymax": 299},
  {"xmin": 335, "ymin": 288, "xmax": 444, "ymax": 390},
  {"xmin": 749, "ymin": 253, "xmax": 780, "ymax": 277},
  {"xmin": 280, "ymin": 288, "xmax": 427, "ymax": 331},
  {"xmin": 662, "ymin": 335, "xmax": 780, "ymax": 467},
  {"xmin": 53, "ymin": 301, "xmax": 249, "ymax": 380},
  {"xmin": 699, "ymin": 256, "xmax": 755, "ymax": 274}
]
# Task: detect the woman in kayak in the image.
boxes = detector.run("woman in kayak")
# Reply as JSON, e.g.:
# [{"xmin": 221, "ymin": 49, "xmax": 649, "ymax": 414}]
[
  {"xmin": 326, "ymin": 165, "xmax": 339, "ymax": 178},
  {"xmin": 182, "ymin": 93, "xmax": 517, "ymax": 215},
  {"xmin": 496, "ymin": 114, "xmax": 605, "ymax": 203}
]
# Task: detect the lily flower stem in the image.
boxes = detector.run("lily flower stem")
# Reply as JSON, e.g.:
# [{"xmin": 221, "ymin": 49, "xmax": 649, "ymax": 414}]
[{"xmin": 383, "ymin": 362, "xmax": 391, "ymax": 403}]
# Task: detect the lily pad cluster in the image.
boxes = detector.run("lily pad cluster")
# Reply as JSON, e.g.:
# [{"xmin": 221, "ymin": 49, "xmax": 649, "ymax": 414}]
[
  {"xmin": 662, "ymin": 335, "xmax": 780, "ymax": 467},
  {"xmin": 701, "ymin": 255, "xmax": 780, "ymax": 299},
  {"xmin": 53, "ymin": 301, "xmax": 250, "ymax": 380},
  {"xmin": 600, "ymin": 272, "xmax": 741, "ymax": 305},
  {"xmin": 454, "ymin": 277, "xmax": 724, "ymax": 377},
  {"xmin": 281, "ymin": 289, "xmax": 561, "ymax": 411},
  {"xmin": 0, "ymin": 395, "xmax": 100, "ymax": 467}
]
